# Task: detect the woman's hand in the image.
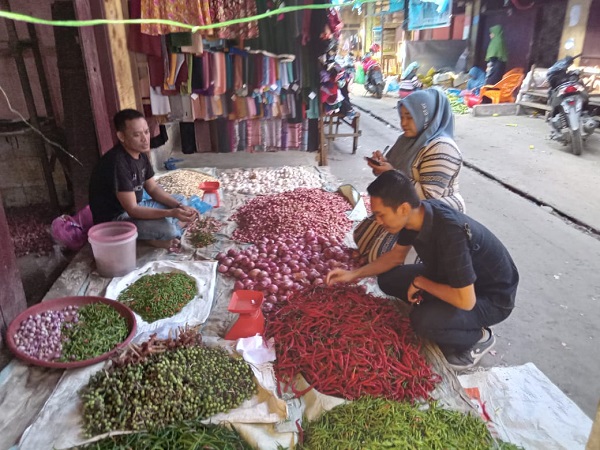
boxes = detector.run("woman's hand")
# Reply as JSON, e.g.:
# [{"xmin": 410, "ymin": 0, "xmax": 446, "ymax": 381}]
[
  {"xmin": 368, "ymin": 160, "xmax": 394, "ymax": 176},
  {"xmin": 367, "ymin": 150, "xmax": 394, "ymax": 175}
]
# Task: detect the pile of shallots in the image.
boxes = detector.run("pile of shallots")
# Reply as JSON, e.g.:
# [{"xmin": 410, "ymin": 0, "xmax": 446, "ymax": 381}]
[
  {"xmin": 231, "ymin": 188, "xmax": 352, "ymax": 243},
  {"xmin": 217, "ymin": 231, "xmax": 360, "ymax": 311}
]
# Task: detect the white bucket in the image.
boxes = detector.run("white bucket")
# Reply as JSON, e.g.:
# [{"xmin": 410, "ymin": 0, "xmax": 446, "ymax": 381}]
[{"xmin": 88, "ymin": 222, "xmax": 138, "ymax": 278}]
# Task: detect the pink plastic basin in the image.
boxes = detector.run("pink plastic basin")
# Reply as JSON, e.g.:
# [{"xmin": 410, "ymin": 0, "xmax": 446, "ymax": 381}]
[{"xmin": 88, "ymin": 222, "xmax": 138, "ymax": 277}]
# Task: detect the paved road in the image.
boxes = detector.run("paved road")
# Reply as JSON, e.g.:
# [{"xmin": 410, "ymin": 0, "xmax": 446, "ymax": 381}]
[
  {"xmin": 324, "ymin": 99, "xmax": 600, "ymax": 418},
  {"xmin": 350, "ymin": 85, "xmax": 600, "ymax": 232}
]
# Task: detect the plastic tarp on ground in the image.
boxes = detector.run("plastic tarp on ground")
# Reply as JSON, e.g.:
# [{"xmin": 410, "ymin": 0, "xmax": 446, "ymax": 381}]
[
  {"xmin": 459, "ymin": 363, "xmax": 593, "ymax": 450},
  {"xmin": 405, "ymin": 39, "xmax": 468, "ymax": 74}
]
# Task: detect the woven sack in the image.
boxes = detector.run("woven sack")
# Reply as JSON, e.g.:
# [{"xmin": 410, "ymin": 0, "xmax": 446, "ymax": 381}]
[{"xmin": 353, "ymin": 215, "xmax": 398, "ymax": 263}]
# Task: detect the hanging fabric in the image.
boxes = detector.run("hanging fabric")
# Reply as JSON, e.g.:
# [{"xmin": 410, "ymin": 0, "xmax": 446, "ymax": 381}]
[
  {"xmin": 140, "ymin": 0, "xmax": 212, "ymax": 36},
  {"xmin": 210, "ymin": 0, "xmax": 259, "ymax": 40}
]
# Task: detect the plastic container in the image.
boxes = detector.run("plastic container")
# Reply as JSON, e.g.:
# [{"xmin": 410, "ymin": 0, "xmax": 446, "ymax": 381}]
[
  {"xmin": 88, "ymin": 222, "xmax": 138, "ymax": 278},
  {"xmin": 6, "ymin": 296, "xmax": 137, "ymax": 369},
  {"xmin": 225, "ymin": 290, "xmax": 265, "ymax": 340}
]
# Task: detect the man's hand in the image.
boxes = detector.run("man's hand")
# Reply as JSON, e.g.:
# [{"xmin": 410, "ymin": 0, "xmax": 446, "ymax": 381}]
[
  {"xmin": 326, "ymin": 269, "xmax": 358, "ymax": 285},
  {"xmin": 407, "ymin": 279, "xmax": 423, "ymax": 305},
  {"xmin": 171, "ymin": 206, "xmax": 196, "ymax": 223}
]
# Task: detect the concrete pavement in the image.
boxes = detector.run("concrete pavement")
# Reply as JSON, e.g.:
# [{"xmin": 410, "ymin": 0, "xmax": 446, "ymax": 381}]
[
  {"xmin": 349, "ymin": 84, "xmax": 600, "ymax": 233},
  {"xmin": 324, "ymin": 91, "xmax": 600, "ymax": 418}
]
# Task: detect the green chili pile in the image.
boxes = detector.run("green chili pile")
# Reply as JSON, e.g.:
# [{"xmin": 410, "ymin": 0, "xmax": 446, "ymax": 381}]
[
  {"xmin": 265, "ymin": 285, "xmax": 440, "ymax": 402},
  {"xmin": 59, "ymin": 303, "xmax": 128, "ymax": 362},
  {"xmin": 72, "ymin": 421, "xmax": 252, "ymax": 450},
  {"xmin": 81, "ymin": 330, "xmax": 256, "ymax": 437},
  {"xmin": 118, "ymin": 272, "xmax": 197, "ymax": 322},
  {"xmin": 187, "ymin": 217, "xmax": 223, "ymax": 248},
  {"xmin": 300, "ymin": 397, "xmax": 523, "ymax": 450}
]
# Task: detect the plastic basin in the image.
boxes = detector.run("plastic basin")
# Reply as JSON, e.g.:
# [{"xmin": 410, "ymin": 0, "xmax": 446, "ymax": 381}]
[
  {"xmin": 88, "ymin": 222, "xmax": 138, "ymax": 278},
  {"xmin": 228, "ymin": 290, "xmax": 264, "ymax": 314},
  {"xmin": 6, "ymin": 296, "xmax": 137, "ymax": 369}
]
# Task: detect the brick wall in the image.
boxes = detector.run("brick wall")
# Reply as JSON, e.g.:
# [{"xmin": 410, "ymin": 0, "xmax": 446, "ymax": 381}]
[{"xmin": 0, "ymin": 132, "xmax": 68, "ymax": 207}]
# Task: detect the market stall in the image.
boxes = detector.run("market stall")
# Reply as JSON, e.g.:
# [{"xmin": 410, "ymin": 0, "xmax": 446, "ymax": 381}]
[{"xmin": 0, "ymin": 165, "xmax": 502, "ymax": 450}]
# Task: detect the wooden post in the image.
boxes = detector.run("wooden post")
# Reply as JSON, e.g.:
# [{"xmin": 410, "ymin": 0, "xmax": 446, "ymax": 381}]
[
  {"xmin": 0, "ymin": 193, "xmax": 27, "ymax": 348},
  {"xmin": 102, "ymin": 0, "xmax": 139, "ymax": 110},
  {"xmin": 73, "ymin": 0, "xmax": 114, "ymax": 154}
]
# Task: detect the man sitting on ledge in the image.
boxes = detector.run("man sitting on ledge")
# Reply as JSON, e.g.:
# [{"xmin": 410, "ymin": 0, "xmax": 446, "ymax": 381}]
[{"xmin": 89, "ymin": 109, "xmax": 196, "ymax": 250}]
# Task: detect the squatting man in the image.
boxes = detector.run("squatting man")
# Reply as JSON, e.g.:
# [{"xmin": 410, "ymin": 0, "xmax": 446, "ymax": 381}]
[{"xmin": 327, "ymin": 170, "xmax": 519, "ymax": 370}]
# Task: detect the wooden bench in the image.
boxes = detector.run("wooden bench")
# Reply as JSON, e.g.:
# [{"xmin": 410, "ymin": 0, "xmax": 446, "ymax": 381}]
[
  {"xmin": 319, "ymin": 112, "xmax": 362, "ymax": 166},
  {"xmin": 517, "ymin": 65, "xmax": 600, "ymax": 125}
]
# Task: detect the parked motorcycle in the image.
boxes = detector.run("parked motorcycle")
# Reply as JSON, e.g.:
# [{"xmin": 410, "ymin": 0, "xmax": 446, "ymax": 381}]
[
  {"xmin": 363, "ymin": 57, "xmax": 385, "ymax": 99},
  {"xmin": 546, "ymin": 53, "xmax": 598, "ymax": 155}
]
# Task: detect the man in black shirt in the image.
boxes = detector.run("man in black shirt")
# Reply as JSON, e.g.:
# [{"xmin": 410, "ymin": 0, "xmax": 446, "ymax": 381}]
[
  {"xmin": 327, "ymin": 170, "xmax": 519, "ymax": 371},
  {"xmin": 89, "ymin": 109, "xmax": 196, "ymax": 249}
]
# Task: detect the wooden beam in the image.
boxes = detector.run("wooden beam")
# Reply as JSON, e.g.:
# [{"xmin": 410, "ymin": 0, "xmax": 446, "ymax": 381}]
[
  {"xmin": 0, "ymin": 193, "xmax": 27, "ymax": 342},
  {"xmin": 102, "ymin": 0, "xmax": 138, "ymax": 110},
  {"xmin": 73, "ymin": 0, "xmax": 114, "ymax": 154}
]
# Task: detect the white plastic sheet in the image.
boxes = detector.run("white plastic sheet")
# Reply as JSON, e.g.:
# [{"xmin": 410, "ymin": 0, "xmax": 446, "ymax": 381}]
[
  {"xmin": 459, "ymin": 363, "xmax": 593, "ymax": 450},
  {"xmin": 105, "ymin": 260, "xmax": 217, "ymax": 333}
]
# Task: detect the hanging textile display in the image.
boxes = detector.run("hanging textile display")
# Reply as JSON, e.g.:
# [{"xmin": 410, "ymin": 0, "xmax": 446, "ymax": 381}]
[{"xmin": 126, "ymin": 0, "xmax": 332, "ymax": 155}]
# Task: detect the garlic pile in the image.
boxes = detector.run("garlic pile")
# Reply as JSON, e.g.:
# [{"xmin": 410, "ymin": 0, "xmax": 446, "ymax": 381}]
[
  {"xmin": 157, "ymin": 170, "xmax": 217, "ymax": 197},
  {"xmin": 219, "ymin": 167, "xmax": 323, "ymax": 195}
]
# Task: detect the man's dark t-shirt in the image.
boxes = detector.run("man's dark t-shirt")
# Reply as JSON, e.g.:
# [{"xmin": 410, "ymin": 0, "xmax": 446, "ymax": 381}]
[
  {"xmin": 396, "ymin": 200, "xmax": 519, "ymax": 309},
  {"xmin": 89, "ymin": 144, "xmax": 154, "ymax": 224}
]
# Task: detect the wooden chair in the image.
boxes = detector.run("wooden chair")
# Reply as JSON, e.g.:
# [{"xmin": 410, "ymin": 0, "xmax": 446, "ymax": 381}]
[{"xmin": 480, "ymin": 73, "xmax": 525, "ymax": 104}]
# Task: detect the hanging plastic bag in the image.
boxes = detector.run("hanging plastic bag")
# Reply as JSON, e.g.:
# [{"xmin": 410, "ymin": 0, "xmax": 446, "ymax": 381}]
[{"xmin": 51, "ymin": 205, "xmax": 94, "ymax": 251}]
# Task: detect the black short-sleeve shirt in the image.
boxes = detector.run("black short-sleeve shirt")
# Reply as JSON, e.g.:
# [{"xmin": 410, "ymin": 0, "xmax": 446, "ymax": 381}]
[
  {"xmin": 89, "ymin": 143, "xmax": 154, "ymax": 224},
  {"xmin": 396, "ymin": 200, "xmax": 519, "ymax": 309}
]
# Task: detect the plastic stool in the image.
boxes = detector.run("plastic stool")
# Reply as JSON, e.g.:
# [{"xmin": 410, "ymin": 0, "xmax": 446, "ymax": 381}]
[{"xmin": 225, "ymin": 290, "xmax": 265, "ymax": 340}]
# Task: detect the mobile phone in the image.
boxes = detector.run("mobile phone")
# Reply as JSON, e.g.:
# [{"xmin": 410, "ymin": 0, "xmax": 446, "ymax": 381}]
[{"xmin": 365, "ymin": 156, "xmax": 382, "ymax": 166}]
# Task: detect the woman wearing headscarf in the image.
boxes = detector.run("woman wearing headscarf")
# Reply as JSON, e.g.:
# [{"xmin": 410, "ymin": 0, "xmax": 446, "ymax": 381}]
[
  {"xmin": 465, "ymin": 66, "xmax": 486, "ymax": 96},
  {"xmin": 366, "ymin": 89, "xmax": 465, "ymax": 212},
  {"xmin": 485, "ymin": 25, "xmax": 508, "ymax": 85}
]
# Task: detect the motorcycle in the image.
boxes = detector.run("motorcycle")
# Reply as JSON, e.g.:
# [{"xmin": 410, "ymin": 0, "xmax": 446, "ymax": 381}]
[
  {"xmin": 546, "ymin": 53, "xmax": 598, "ymax": 155},
  {"xmin": 363, "ymin": 58, "xmax": 385, "ymax": 99}
]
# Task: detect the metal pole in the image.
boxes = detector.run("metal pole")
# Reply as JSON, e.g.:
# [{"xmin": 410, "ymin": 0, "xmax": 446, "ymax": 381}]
[{"xmin": 1, "ymin": 0, "xmax": 60, "ymax": 212}]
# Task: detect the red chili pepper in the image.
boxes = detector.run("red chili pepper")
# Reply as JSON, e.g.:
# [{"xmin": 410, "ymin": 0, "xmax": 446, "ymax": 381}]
[{"xmin": 267, "ymin": 285, "xmax": 440, "ymax": 402}]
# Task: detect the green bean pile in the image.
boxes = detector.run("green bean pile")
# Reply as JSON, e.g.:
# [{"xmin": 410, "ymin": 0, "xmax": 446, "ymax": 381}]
[
  {"xmin": 301, "ymin": 397, "xmax": 523, "ymax": 450},
  {"xmin": 117, "ymin": 272, "xmax": 197, "ymax": 322},
  {"xmin": 59, "ymin": 303, "xmax": 128, "ymax": 362},
  {"xmin": 447, "ymin": 94, "xmax": 470, "ymax": 115},
  {"xmin": 81, "ymin": 345, "xmax": 256, "ymax": 437},
  {"xmin": 71, "ymin": 421, "xmax": 252, "ymax": 450}
]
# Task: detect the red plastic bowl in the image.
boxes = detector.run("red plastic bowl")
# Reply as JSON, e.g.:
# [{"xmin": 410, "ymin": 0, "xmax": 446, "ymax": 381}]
[
  {"xmin": 6, "ymin": 296, "xmax": 137, "ymax": 369},
  {"xmin": 228, "ymin": 290, "xmax": 264, "ymax": 314}
]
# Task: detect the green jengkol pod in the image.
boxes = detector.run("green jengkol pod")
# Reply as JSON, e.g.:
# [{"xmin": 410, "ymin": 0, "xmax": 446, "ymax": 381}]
[
  {"xmin": 80, "ymin": 345, "xmax": 256, "ymax": 437},
  {"xmin": 300, "ymin": 397, "xmax": 524, "ymax": 450}
]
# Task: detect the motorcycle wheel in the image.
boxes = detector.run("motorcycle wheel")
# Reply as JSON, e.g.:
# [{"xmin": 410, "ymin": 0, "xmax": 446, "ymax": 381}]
[
  {"xmin": 570, "ymin": 129, "xmax": 583, "ymax": 156},
  {"xmin": 376, "ymin": 85, "xmax": 383, "ymax": 99}
]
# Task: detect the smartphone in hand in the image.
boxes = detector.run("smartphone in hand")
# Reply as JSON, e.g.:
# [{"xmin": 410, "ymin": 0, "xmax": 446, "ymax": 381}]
[{"xmin": 365, "ymin": 156, "xmax": 382, "ymax": 166}]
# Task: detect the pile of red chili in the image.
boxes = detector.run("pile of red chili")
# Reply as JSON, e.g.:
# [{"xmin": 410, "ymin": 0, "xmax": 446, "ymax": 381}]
[{"xmin": 265, "ymin": 284, "xmax": 440, "ymax": 402}]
